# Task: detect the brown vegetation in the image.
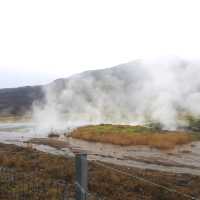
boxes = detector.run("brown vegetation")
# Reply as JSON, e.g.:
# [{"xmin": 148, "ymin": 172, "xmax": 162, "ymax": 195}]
[
  {"xmin": 0, "ymin": 143, "xmax": 199, "ymax": 199},
  {"xmin": 0, "ymin": 143, "xmax": 75, "ymax": 199},
  {"xmin": 70, "ymin": 124, "xmax": 198, "ymax": 150},
  {"xmin": 27, "ymin": 138, "xmax": 70, "ymax": 149}
]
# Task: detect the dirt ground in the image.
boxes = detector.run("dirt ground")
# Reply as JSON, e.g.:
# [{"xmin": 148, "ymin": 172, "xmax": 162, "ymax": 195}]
[{"xmin": 28, "ymin": 137, "xmax": 200, "ymax": 176}]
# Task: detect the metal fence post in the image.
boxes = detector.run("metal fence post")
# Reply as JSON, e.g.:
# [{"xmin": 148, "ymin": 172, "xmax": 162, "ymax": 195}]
[{"xmin": 75, "ymin": 153, "xmax": 88, "ymax": 200}]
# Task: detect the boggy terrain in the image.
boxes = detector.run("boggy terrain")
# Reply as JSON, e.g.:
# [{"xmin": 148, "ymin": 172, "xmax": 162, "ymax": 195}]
[
  {"xmin": 0, "ymin": 143, "xmax": 200, "ymax": 200},
  {"xmin": 27, "ymin": 124, "xmax": 200, "ymax": 176}
]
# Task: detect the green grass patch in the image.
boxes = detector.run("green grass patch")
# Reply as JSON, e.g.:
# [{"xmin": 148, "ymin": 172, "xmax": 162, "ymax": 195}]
[{"xmin": 81, "ymin": 124, "xmax": 160, "ymax": 135}]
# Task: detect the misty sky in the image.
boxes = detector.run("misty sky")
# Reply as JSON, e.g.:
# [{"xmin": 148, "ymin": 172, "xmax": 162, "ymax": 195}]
[{"xmin": 1, "ymin": 0, "xmax": 200, "ymax": 88}]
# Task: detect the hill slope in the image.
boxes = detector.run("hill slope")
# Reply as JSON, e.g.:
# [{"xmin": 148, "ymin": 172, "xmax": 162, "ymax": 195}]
[{"xmin": 0, "ymin": 86, "xmax": 44, "ymax": 115}]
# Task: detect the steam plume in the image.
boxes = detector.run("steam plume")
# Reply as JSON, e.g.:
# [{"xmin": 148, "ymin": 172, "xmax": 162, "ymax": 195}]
[{"xmin": 32, "ymin": 57, "xmax": 200, "ymax": 133}]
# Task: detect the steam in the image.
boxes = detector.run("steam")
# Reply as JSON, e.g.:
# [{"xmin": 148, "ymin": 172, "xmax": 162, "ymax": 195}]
[{"xmin": 32, "ymin": 57, "xmax": 200, "ymax": 133}]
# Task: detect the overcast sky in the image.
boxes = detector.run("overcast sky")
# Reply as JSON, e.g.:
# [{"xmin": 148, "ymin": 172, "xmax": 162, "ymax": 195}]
[{"xmin": 0, "ymin": 0, "xmax": 200, "ymax": 88}]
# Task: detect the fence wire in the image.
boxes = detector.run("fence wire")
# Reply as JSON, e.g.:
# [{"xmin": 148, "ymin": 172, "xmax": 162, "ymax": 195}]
[
  {"xmin": 0, "ymin": 167, "xmax": 70, "ymax": 200},
  {"xmin": 93, "ymin": 161, "xmax": 200, "ymax": 200}
]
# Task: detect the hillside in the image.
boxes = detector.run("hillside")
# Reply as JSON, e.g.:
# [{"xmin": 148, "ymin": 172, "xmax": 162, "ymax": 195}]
[
  {"xmin": 0, "ymin": 86, "xmax": 44, "ymax": 115},
  {"xmin": 0, "ymin": 62, "xmax": 138, "ymax": 116}
]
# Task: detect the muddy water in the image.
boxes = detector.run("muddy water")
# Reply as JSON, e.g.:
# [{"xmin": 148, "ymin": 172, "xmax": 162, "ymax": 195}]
[
  {"xmin": 0, "ymin": 122, "xmax": 75, "ymax": 156},
  {"xmin": 0, "ymin": 122, "xmax": 200, "ymax": 176},
  {"xmin": 0, "ymin": 122, "xmax": 37, "ymax": 143}
]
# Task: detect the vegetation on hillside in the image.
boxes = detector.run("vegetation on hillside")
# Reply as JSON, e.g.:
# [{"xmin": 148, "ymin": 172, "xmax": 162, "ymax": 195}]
[
  {"xmin": 186, "ymin": 115, "xmax": 200, "ymax": 131},
  {"xmin": 0, "ymin": 86, "xmax": 44, "ymax": 115}
]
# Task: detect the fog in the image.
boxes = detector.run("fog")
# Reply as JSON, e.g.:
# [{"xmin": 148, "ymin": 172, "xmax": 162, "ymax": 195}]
[{"xmin": 32, "ymin": 58, "xmax": 200, "ymax": 133}]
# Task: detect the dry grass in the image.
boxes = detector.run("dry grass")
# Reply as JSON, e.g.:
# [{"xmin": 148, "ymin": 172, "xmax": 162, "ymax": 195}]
[
  {"xmin": 70, "ymin": 124, "xmax": 197, "ymax": 150},
  {"xmin": 0, "ymin": 143, "xmax": 75, "ymax": 199},
  {"xmin": 0, "ymin": 115, "xmax": 31, "ymax": 122},
  {"xmin": 0, "ymin": 143, "xmax": 200, "ymax": 199},
  {"xmin": 27, "ymin": 138, "xmax": 70, "ymax": 149}
]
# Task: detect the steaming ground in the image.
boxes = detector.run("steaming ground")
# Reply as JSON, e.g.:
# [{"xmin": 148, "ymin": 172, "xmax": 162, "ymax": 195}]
[
  {"xmin": 32, "ymin": 57, "xmax": 200, "ymax": 133},
  {"xmin": 0, "ymin": 57, "xmax": 200, "ymax": 200},
  {"xmin": 1, "ymin": 121, "xmax": 200, "ymax": 176}
]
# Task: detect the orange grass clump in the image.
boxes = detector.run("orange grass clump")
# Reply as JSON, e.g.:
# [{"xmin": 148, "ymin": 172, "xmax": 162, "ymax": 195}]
[{"xmin": 70, "ymin": 125, "xmax": 194, "ymax": 150}]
